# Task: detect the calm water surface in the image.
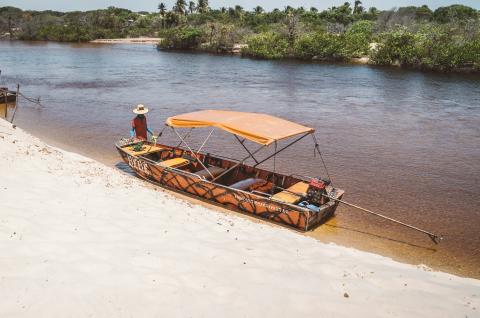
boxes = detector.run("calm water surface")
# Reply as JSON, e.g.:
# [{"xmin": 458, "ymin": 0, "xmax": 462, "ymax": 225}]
[{"xmin": 1, "ymin": 41, "xmax": 479, "ymax": 277}]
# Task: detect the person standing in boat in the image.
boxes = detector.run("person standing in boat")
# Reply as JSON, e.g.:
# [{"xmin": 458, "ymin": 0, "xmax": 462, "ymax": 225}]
[{"xmin": 130, "ymin": 104, "xmax": 154, "ymax": 141}]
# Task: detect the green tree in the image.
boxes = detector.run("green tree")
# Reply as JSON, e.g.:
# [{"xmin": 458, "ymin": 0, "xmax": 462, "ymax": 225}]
[
  {"xmin": 254, "ymin": 6, "xmax": 264, "ymax": 15},
  {"xmin": 324, "ymin": 2, "xmax": 353, "ymax": 25},
  {"xmin": 433, "ymin": 5, "xmax": 478, "ymax": 23},
  {"xmin": 416, "ymin": 5, "xmax": 433, "ymax": 21},
  {"xmin": 165, "ymin": 11, "xmax": 180, "ymax": 27},
  {"xmin": 235, "ymin": 5, "xmax": 244, "ymax": 16},
  {"xmin": 370, "ymin": 27, "xmax": 418, "ymax": 66},
  {"xmin": 197, "ymin": 0, "xmax": 209, "ymax": 14},
  {"xmin": 284, "ymin": 6, "xmax": 294, "ymax": 14},
  {"xmin": 158, "ymin": 26, "xmax": 203, "ymax": 49},
  {"xmin": 285, "ymin": 11, "xmax": 299, "ymax": 49},
  {"xmin": 353, "ymin": 0, "xmax": 363, "ymax": 15},
  {"xmin": 294, "ymin": 31, "xmax": 348, "ymax": 60},
  {"xmin": 158, "ymin": 2, "xmax": 167, "ymax": 28},
  {"xmin": 344, "ymin": 20, "xmax": 374, "ymax": 56},
  {"xmin": 243, "ymin": 32, "xmax": 289, "ymax": 59},
  {"xmin": 158, "ymin": 2, "xmax": 166, "ymax": 15},
  {"xmin": 173, "ymin": 0, "xmax": 187, "ymax": 15},
  {"xmin": 188, "ymin": 1, "xmax": 196, "ymax": 14}
]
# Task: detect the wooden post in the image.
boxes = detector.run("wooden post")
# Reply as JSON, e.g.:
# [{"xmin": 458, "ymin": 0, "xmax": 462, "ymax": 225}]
[
  {"xmin": 10, "ymin": 84, "xmax": 19, "ymax": 124},
  {"xmin": 3, "ymin": 87, "xmax": 7, "ymax": 118}
]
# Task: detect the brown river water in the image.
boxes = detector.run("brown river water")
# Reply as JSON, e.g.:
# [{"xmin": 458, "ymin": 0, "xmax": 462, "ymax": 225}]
[{"xmin": 1, "ymin": 41, "xmax": 479, "ymax": 278}]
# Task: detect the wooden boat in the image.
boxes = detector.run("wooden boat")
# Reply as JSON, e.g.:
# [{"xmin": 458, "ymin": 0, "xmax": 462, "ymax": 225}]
[
  {"xmin": 0, "ymin": 87, "xmax": 17, "ymax": 119},
  {"xmin": 116, "ymin": 110, "xmax": 344, "ymax": 231}
]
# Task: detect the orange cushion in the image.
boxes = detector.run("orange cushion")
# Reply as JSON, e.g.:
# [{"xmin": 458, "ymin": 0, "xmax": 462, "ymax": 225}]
[{"xmin": 271, "ymin": 182, "xmax": 309, "ymax": 204}]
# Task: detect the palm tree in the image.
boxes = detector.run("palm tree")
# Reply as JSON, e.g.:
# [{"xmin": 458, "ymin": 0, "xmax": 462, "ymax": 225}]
[
  {"xmin": 165, "ymin": 11, "xmax": 180, "ymax": 27},
  {"xmin": 158, "ymin": 2, "xmax": 166, "ymax": 28},
  {"xmin": 173, "ymin": 0, "xmax": 187, "ymax": 15},
  {"xmin": 197, "ymin": 0, "xmax": 209, "ymax": 14},
  {"xmin": 188, "ymin": 1, "xmax": 196, "ymax": 14},
  {"xmin": 253, "ymin": 6, "xmax": 264, "ymax": 14},
  {"xmin": 234, "ymin": 5, "xmax": 243, "ymax": 16},
  {"xmin": 158, "ymin": 2, "xmax": 166, "ymax": 15},
  {"xmin": 354, "ymin": 0, "xmax": 364, "ymax": 14}
]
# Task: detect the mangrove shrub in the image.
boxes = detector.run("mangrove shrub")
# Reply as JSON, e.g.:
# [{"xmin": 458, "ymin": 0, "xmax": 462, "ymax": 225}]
[
  {"xmin": 242, "ymin": 32, "xmax": 289, "ymax": 59},
  {"xmin": 344, "ymin": 20, "xmax": 374, "ymax": 57},
  {"xmin": 370, "ymin": 27, "xmax": 418, "ymax": 66},
  {"xmin": 158, "ymin": 26, "xmax": 203, "ymax": 49},
  {"xmin": 371, "ymin": 25, "xmax": 480, "ymax": 71},
  {"xmin": 294, "ymin": 32, "xmax": 348, "ymax": 60}
]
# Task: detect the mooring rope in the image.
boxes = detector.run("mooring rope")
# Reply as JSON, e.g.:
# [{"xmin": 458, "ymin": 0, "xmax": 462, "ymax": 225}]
[
  {"xmin": 1, "ymin": 86, "xmax": 43, "ymax": 108},
  {"xmin": 18, "ymin": 92, "xmax": 43, "ymax": 108}
]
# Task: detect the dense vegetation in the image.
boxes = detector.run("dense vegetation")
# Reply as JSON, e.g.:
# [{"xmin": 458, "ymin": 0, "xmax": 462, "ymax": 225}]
[{"xmin": 1, "ymin": 2, "xmax": 479, "ymax": 72}]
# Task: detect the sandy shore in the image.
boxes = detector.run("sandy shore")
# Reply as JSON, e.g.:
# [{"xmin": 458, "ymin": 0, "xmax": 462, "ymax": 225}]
[
  {"xmin": 89, "ymin": 37, "xmax": 161, "ymax": 44},
  {"xmin": 0, "ymin": 119, "xmax": 479, "ymax": 317}
]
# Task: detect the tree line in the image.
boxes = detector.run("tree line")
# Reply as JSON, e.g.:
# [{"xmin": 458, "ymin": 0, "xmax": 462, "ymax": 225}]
[{"xmin": 1, "ymin": 2, "xmax": 479, "ymax": 72}]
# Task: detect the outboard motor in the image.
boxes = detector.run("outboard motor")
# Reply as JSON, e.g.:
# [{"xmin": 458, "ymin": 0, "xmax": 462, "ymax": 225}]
[{"xmin": 306, "ymin": 178, "xmax": 331, "ymax": 206}]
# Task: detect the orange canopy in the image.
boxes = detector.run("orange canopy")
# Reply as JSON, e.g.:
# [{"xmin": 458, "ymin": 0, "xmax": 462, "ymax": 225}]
[{"xmin": 166, "ymin": 110, "xmax": 315, "ymax": 145}]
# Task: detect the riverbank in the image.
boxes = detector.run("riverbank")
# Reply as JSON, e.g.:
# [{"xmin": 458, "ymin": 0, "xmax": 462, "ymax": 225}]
[
  {"xmin": 90, "ymin": 37, "xmax": 162, "ymax": 44},
  {"xmin": 1, "ymin": 120, "xmax": 480, "ymax": 317},
  {"xmin": 159, "ymin": 45, "xmax": 480, "ymax": 74}
]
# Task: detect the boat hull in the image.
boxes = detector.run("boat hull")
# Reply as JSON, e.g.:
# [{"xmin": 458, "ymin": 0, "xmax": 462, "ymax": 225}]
[{"xmin": 116, "ymin": 143, "xmax": 343, "ymax": 231}]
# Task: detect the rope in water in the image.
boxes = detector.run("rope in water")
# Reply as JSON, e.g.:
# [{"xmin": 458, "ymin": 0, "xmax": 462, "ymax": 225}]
[
  {"xmin": 18, "ymin": 92, "xmax": 43, "ymax": 108},
  {"xmin": 1, "ymin": 88, "xmax": 43, "ymax": 109}
]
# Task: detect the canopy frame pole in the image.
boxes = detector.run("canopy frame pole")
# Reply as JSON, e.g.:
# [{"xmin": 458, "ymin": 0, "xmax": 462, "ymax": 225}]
[
  {"xmin": 196, "ymin": 128, "xmax": 215, "ymax": 156},
  {"xmin": 145, "ymin": 125, "xmax": 167, "ymax": 153},
  {"xmin": 171, "ymin": 127, "xmax": 214, "ymax": 179},
  {"xmin": 271, "ymin": 141, "xmax": 277, "ymax": 194},
  {"xmin": 175, "ymin": 128, "xmax": 194, "ymax": 148},
  {"xmin": 253, "ymin": 132, "xmax": 311, "ymax": 168},
  {"xmin": 322, "ymin": 194, "xmax": 443, "ymax": 244},
  {"xmin": 312, "ymin": 134, "xmax": 333, "ymax": 184},
  {"xmin": 211, "ymin": 144, "xmax": 268, "ymax": 183},
  {"xmin": 234, "ymin": 135, "xmax": 259, "ymax": 164}
]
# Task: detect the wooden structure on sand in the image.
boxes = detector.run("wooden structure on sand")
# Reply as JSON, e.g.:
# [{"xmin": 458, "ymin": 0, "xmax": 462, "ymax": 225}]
[{"xmin": 0, "ymin": 86, "xmax": 18, "ymax": 120}]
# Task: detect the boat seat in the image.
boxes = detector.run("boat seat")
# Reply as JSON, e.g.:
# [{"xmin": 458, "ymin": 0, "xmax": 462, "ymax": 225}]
[
  {"xmin": 196, "ymin": 166, "xmax": 226, "ymax": 180},
  {"xmin": 123, "ymin": 145, "xmax": 164, "ymax": 157},
  {"xmin": 271, "ymin": 182, "xmax": 309, "ymax": 204},
  {"xmin": 159, "ymin": 158, "xmax": 190, "ymax": 168},
  {"xmin": 229, "ymin": 178, "xmax": 266, "ymax": 191}
]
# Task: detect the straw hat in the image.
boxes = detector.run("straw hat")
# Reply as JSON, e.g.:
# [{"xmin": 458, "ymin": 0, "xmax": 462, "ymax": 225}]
[{"xmin": 133, "ymin": 104, "xmax": 149, "ymax": 115}]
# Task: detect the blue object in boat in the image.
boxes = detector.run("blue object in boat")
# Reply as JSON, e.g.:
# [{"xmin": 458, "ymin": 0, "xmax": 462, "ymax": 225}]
[{"xmin": 299, "ymin": 201, "xmax": 320, "ymax": 212}]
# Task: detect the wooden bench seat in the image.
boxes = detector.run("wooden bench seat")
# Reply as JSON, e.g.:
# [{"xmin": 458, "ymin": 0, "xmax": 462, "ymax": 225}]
[
  {"xmin": 271, "ymin": 182, "xmax": 309, "ymax": 204},
  {"xmin": 123, "ymin": 145, "xmax": 164, "ymax": 157},
  {"xmin": 159, "ymin": 158, "xmax": 190, "ymax": 168}
]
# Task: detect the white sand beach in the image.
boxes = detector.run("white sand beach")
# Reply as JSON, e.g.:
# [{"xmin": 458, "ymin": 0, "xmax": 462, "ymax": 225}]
[{"xmin": 0, "ymin": 119, "xmax": 479, "ymax": 318}]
